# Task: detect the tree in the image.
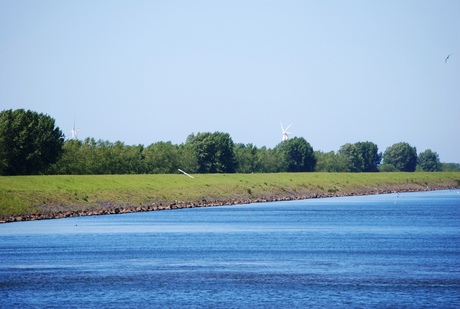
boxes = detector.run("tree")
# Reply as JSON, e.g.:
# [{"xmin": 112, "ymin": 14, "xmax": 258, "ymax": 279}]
[
  {"xmin": 186, "ymin": 132, "xmax": 237, "ymax": 173},
  {"xmin": 48, "ymin": 139, "xmax": 84, "ymax": 174},
  {"xmin": 0, "ymin": 109, "xmax": 64, "ymax": 175},
  {"xmin": 234, "ymin": 143, "xmax": 258, "ymax": 173},
  {"xmin": 338, "ymin": 143, "xmax": 362, "ymax": 172},
  {"xmin": 440, "ymin": 162, "xmax": 460, "ymax": 172},
  {"xmin": 176, "ymin": 143, "xmax": 199, "ymax": 174},
  {"xmin": 276, "ymin": 137, "xmax": 316, "ymax": 172},
  {"xmin": 314, "ymin": 151, "xmax": 347, "ymax": 172},
  {"xmin": 379, "ymin": 164, "xmax": 398, "ymax": 172},
  {"xmin": 337, "ymin": 142, "xmax": 381, "ymax": 172},
  {"xmin": 144, "ymin": 141, "xmax": 180, "ymax": 174},
  {"xmin": 354, "ymin": 141, "xmax": 381, "ymax": 172},
  {"xmin": 110, "ymin": 141, "xmax": 146, "ymax": 174},
  {"xmin": 418, "ymin": 149, "xmax": 441, "ymax": 172},
  {"xmin": 254, "ymin": 146, "xmax": 281, "ymax": 173},
  {"xmin": 382, "ymin": 142, "xmax": 417, "ymax": 172},
  {"xmin": 50, "ymin": 139, "xmax": 147, "ymax": 175}
]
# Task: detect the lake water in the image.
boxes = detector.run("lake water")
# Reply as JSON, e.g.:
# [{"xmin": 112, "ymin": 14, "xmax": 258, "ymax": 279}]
[{"xmin": 1, "ymin": 190, "xmax": 459, "ymax": 308}]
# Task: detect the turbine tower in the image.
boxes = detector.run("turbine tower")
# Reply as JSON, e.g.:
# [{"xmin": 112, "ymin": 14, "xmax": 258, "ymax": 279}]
[{"xmin": 281, "ymin": 122, "xmax": 292, "ymax": 141}]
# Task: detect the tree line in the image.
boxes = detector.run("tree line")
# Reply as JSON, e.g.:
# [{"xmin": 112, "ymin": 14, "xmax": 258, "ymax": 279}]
[
  {"xmin": 46, "ymin": 133, "xmax": 317, "ymax": 175},
  {"xmin": 1, "ymin": 109, "xmax": 458, "ymax": 175}
]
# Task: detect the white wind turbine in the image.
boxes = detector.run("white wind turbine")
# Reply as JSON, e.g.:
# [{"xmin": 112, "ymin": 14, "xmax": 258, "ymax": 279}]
[
  {"xmin": 70, "ymin": 118, "xmax": 80, "ymax": 140},
  {"xmin": 280, "ymin": 122, "xmax": 292, "ymax": 141}
]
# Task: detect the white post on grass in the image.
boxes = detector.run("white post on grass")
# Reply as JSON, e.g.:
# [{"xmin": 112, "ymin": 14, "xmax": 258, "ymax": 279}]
[{"xmin": 178, "ymin": 169, "xmax": 194, "ymax": 178}]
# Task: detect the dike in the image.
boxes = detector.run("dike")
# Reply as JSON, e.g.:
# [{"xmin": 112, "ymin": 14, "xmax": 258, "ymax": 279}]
[{"xmin": 1, "ymin": 182, "xmax": 458, "ymax": 224}]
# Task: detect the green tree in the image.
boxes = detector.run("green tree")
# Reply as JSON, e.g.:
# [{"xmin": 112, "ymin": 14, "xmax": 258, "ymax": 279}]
[
  {"xmin": 379, "ymin": 163, "xmax": 398, "ymax": 172},
  {"xmin": 254, "ymin": 146, "xmax": 281, "ymax": 173},
  {"xmin": 48, "ymin": 139, "xmax": 84, "ymax": 174},
  {"xmin": 186, "ymin": 132, "xmax": 237, "ymax": 173},
  {"xmin": 354, "ymin": 141, "xmax": 381, "ymax": 172},
  {"xmin": 0, "ymin": 109, "xmax": 64, "ymax": 175},
  {"xmin": 144, "ymin": 141, "xmax": 180, "ymax": 174},
  {"xmin": 418, "ymin": 149, "xmax": 441, "ymax": 172},
  {"xmin": 383, "ymin": 142, "xmax": 417, "ymax": 172},
  {"xmin": 177, "ymin": 143, "xmax": 199, "ymax": 174},
  {"xmin": 93, "ymin": 140, "xmax": 113, "ymax": 174},
  {"xmin": 51, "ymin": 139, "xmax": 147, "ymax": 174},
  {"xmin": 440, "ymin": 162, "xmax": 460, "ymax": 172},
  {"xmin": 234, "ymin": 143, "xmax": 258, "ymax": 173},
  {"xmin": 337, "ymin": 142, "xmax": 381, "ymax": 172},
  {"xmin": 276, "ymin": 137, "xmax": 316, "ymax": 172},
  {"xmin": 314, "ymin": 151, "xmax": 346, "ymax": 172},
  {"xmin": 80, "ymin": 138, "xmax": 99, "ymax": 174},
  {"xmin": 110, "ymin": 141, "xmax": 146, "ymax": 174},
  {"xmin": 338, "ymin": 143, "xmax": 362, "ymax": 172},
  {"xmin": 63, "ymin": 138, "xmax": 111, "ymax": 174}
]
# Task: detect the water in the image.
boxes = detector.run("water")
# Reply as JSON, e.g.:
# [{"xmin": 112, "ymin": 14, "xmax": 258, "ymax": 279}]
[{"xmin": 1, "ymin": 190, "xmax": 459, "ymax": 308}]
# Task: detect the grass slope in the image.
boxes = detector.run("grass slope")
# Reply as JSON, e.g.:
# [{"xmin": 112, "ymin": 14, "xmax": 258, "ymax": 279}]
[{"xmin": 1, "ymin": 172, "xmax": 459, "ymax": 220}]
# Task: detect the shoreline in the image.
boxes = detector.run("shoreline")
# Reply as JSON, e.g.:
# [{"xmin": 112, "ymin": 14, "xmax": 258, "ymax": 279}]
[{"xmin": 2, "ymin": 183, "xmax": 458, "ymax": 224}]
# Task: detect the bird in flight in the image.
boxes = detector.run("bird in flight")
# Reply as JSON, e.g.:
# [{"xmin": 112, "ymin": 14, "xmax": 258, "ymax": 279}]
[{"xmin": 445, "ymin": 54, "xmax": 452, "ymax": 63}]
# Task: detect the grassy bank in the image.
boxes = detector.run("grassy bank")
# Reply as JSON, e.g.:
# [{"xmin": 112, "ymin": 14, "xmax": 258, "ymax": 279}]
[{"xmin": 1, "ymin": 172, "xmax": 459, "ymax": 222}]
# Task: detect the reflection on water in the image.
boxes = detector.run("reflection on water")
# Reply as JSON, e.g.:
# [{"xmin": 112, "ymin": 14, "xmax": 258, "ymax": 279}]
[{"xmin": 1, "ymin": 190, "xmax": 459, "ymax": 308}]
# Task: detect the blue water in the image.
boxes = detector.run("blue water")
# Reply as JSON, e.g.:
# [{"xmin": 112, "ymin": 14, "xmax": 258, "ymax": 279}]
[{"xmin": 1, "ymin": 190, "xmax": 459, "ymax": 308}]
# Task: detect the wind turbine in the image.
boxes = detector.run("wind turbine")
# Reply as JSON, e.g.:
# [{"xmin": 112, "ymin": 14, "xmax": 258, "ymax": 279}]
[
  {"xmin": 70, "ymin": 118, "xmax": 80, "ymax": 140},
  {"xmin": 280, "ymin": 122, "xmax": 292, "ymax": 141}
]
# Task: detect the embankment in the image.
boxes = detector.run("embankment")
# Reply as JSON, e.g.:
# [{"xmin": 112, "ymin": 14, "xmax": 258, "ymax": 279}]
[{"xmin": 1, "ymin": 172, "xmax": 459, "ymax": 223}]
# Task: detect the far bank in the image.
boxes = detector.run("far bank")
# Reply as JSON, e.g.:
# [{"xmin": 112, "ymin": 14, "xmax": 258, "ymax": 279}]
[{"xmin": 1, "ymin": 172, "xmax": 459, "ymax": 223}]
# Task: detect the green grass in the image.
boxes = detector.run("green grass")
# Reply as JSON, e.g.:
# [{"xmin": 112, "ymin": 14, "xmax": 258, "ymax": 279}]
[{"xmin": 1, "ymin": 172, "xmax": 459, "ymax": 218}]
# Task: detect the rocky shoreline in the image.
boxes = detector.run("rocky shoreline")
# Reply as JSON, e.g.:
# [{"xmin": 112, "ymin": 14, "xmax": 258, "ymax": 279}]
[{"xmin": 2, "ymin": 184, "xmax": 458, "ymax": 224}]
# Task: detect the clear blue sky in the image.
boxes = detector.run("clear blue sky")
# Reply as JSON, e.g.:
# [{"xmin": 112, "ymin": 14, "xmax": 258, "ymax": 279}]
[{"xmin": 1, "ymin": 1, "xmax": 459, "ymax": 163}]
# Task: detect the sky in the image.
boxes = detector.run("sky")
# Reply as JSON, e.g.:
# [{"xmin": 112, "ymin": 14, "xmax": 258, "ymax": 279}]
[{"xmin": 1, "ymin": 1, "xmax": 459, "ymax": 163}]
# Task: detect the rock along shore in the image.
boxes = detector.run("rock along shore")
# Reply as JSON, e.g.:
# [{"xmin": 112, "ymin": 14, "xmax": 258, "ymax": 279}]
[{"xmin": 1, "ymin": 183, "xmax": 458, "ymax": 224}]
